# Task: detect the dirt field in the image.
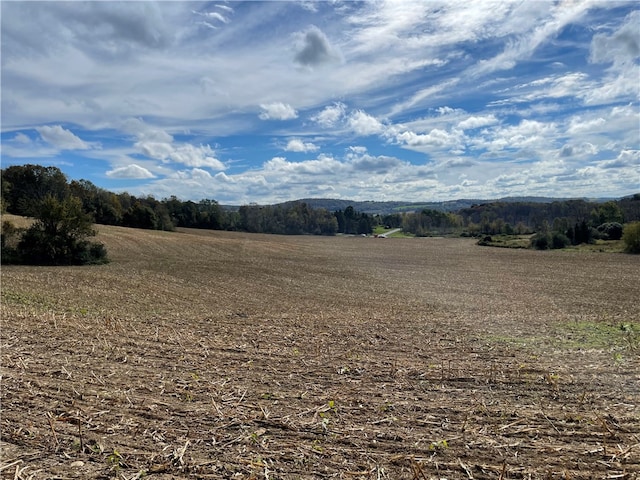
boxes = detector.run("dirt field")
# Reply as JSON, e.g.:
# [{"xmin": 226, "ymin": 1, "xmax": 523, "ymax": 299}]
[{"xmin": 1, "ymin": 224, "xmax": 639, "ymax": 479}]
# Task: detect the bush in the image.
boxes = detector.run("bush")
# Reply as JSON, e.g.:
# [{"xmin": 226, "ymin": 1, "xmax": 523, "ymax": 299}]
[
  {"xmin": 5, "ymin": 196, "xmax": 109, "ymax": 265},
  {"xmin": 551, "ymin": 232, "xmax": 570, "ymax": 249},
  {"xmin": 530, "ymin": 233, "xmax": 550, "ymax": 250},
  {"xmin": 623, "ymin": 222, "xmax": 640, "ymax": 254},
  {"xmin": 597, "ymin": 222, "xmax": 623, "ymax": 240},
  {"xmin": 1, "ymin": 220, "xmax": 22, "ymax": 263}
]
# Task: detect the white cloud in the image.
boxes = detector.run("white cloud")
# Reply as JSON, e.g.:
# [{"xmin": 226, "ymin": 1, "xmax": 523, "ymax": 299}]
[
  {"xmin": 214, "ymin": 5, "xmax": 234, "ymax": 14},
  {"xmin": 193, "ymin": 10, "xmax": 230, "ymax": 24},
  {"xmin": 600, "ymin": 149, "xmax": 640, "ymax": 168},
  {"xmin": 348, "ymin": 153, "xmax": 404, "ymax": 173},
  {"xmin": 169, "ymin": 144, "xmax": 225, "ymax": 169},
  {"xmin": 312, "ymin": 102, "xmax": 346, "ymax": 128},
  {"xmin": 582, "ymin": 64, "xmax": 640, "ymax": 105},
  {"xmin": 348, "ymin": 146, "xmax": 367, "ymax": 155},
  {"xmin": 458, "ymin": 115, "xmax": 499, "ymax": 130},
  {"xmin": 482, "ymin": 119, "xmax": 558, "ymax": 151},
  {"xmin": 263, "ymin": 155, "xmax": 343, "ymax": 176},
  {"xmin": 13, "ymin": 132, "xmax": 31, "ymax": 144},
  {"xmin": 396, "ymin": 128, "xmax": 464, "ymax": 150},
  {"xmin": 259, "ymin": 102, "xmax": 298, "ymax": 120},
  {"xmin": 285, "ymin": 138, "xmax": 319, "ymax": 153},
  {"xmin": 389, "ymin": 79, "xmax": 459, "ymax": 116},
  {"xmin": 590, "ymin": 10, "xmax": 639, "ymax": 68},
  {"xmin": 135, "ymin": 141, "xmax": 225, "ymax": 170},
  {"xmin": 136, "ymin": 141, "xmax": 175, "ymax": 160},
  {"xmin": 557, "ymin": 142, "xmax": 599, "ymax": 158},
  {"xmin": 347, "ymin": 110, "xmax": 385, "ymax": 136},
  {"xmin": 190, "ymin": 168, "xmax": 213, "ymax": 180},
  {"xmin": 567, "ymin": 116, "xmax": 606, "ymax": 135},
  {"xmin": 497, "ymin": 73, "xmax": 593, "ymax": 105},
  {"xmin": 469, "ymin": 0, "xmax": 594, "ymax": 78},
  {"xmin": 1, "ymin": 2, "xmax": 637, "ymax": 203},
  {"xmin": 121, "ymin": 117, "xmax": 174, "ymax": 143},
  {"xmin": 35, "ymin": 125, "xmax": 89, "ymax": 150},
  {"xmin": 214, "ymin": 171, "xmax": 234, "ymax": 183},
  {"xmin": 583, "ymin": 11, "xmax": 640, "ymax": 105},
  {"xmin": 106, "ymin": 164, "xmax": 155, "ymax": 179}
]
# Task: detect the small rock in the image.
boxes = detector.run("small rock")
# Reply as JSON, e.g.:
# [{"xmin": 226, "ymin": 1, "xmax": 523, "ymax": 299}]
[{"xmin": 70, "ymin": 461, "xmax": 84, "ymax": 468}]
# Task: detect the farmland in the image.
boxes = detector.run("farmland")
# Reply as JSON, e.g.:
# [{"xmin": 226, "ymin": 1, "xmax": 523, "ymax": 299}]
[{"xmin": 1, "ymin": 224, "xmax": 639, "ymax": 479}]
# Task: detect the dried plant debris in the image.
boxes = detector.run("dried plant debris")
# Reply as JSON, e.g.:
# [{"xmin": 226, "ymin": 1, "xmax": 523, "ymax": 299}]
[{"xmin": 2, "ymin": 226, "xmax": 639, "ymax": 479}]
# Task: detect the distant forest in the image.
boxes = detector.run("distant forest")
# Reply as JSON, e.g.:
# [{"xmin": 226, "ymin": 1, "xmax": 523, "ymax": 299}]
[{"xmin": 2, "ymin": 164, "xmax": 639, "ymax": 238}]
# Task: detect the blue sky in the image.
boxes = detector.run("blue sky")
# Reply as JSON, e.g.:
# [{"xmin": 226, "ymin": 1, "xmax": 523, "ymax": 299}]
[{"xmin": 1, "ymin": 1, "xmax": 639, "ymax": 204}]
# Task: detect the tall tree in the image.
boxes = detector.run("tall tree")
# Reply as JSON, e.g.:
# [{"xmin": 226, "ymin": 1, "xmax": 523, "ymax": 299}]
[{"xmin": 1, "ymin": 164, "xmax": 70, "ymax": 216}]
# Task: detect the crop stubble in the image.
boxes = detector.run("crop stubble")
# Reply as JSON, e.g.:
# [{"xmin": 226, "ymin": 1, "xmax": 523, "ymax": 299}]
[{"xmin": 1, "ymin": 225, "xmax": 639, "ymax": 479}]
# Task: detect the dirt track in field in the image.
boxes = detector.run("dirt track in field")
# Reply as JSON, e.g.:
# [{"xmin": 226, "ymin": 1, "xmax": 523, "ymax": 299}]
[{"xmin": 1, "ymin": 225, "xmax": 639, "ymax": 479}]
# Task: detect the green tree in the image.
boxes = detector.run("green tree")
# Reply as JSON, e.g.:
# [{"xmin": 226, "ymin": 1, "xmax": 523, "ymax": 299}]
[
  {"xmin": 530, "ymin": 232, "xmax": 550, "ymax": 250},
  {"xmin": 622, "ymin": 222, "xmax": 640, "ymax": 254},
  {"xmin": 1, "ymin": 164, "xmax": 70, "ymax": 216},
  {"xmin": 597, "ymin": 222, "xmax": 623, "ymax": 240},
  {"xmin": 591, "ymin": 201, "xmax": 624, "ymax": 225},
  {"xmin": 123, "ymin": 201, "xmax": 159, "ymax": 230},
  {"xmin": 551, "ymin": 232, "xmax": 570, "ymax": 249},
  {"xmin": 14, "ymin": 195, "xmax": 108, "ymax": 265}
]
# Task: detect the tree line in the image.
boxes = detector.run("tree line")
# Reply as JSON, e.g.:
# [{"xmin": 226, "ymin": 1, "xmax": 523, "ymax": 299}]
[
  {"xmin": 0, "ymin": 164, "xmax": 375, "ymax": 237},
  {"xmin": 2, "ymin": 164, "xmax": 639, "ymax": 255}
]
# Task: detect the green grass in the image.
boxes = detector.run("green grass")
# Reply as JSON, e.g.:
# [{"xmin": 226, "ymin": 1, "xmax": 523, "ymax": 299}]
[
  {"xmin": 477, "ymin": 234, "xmax": 533, "ymax": 249},
  {"xmin": 478, "ymin": 235, "xmax": 626, "ymax": 253},
  {"xmin": 372, "ymin": 226, "xmax": 413, "ymax": 237},
  {"xmin": 1, "ymin": 290, "xmax": 53, "ymax": 309},
  {"xmin": 486, "ymin": 321, "xmax": 639, "ymax": 356},
  {"xmin": 559, "ymin": 320, "xmax": 638, "ymax": 351},
  {"xmin": 560, "ymin": 239, "xmax": 626, "ymax": 253}
]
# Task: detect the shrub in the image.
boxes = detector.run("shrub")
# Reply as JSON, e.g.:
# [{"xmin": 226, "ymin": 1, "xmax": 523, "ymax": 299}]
[
  {"xmin": 1, "ymin": 220, "xmax": 22, "ymax": 263},
  {"xmin": 531, "ymin": 233, "xmax": 550, "ymax": 250},
  {"xmin": 597, "ymin": 222, "xmax": 623, "ymax": 240},
  {"xmin": 623, "ymin": 222, "xmax": 640, "ymax": 254},
  {"xmin": 6, "ymin": 196, "xmax": 109, "ymax": 265},
  {"xmin": 551, "ymin": 232, "xmax": 570, "ymax": 249},
  {"xmin": 477, "ymin": 235, "xmax": 492, "ymax": 246}
]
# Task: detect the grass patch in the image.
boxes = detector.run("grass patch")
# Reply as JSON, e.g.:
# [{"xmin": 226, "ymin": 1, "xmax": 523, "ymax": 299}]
[
  {"xmin": 559, "ymin": 320, "xmax": 638, "ymax": 351},
  {"xmin": 486, "ymin": 321, "xmax": 639, "ymax": 355},
  {"xmin": 561, "ymin": 239, "xmax": 626, "ymax": 253},
  {"xmin": 1, "ymin": 290, "xmax": 53, "ymax": 310},
  {"xmin": 1, "ymin": 213, "xmax": 34, "ymax": 229},
  {"xmin": 478, "ymin": 235, "xmax": 626, "ymax": 253},
  {"xmin": 477, "ymin": 234, "xmax": 532, "ymax": 248},
  {"xmin": 372, "ymin": 226, "xmax": 414, "ymax": 238}
]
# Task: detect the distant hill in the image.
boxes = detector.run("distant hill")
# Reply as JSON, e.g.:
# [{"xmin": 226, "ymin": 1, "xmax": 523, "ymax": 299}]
[
  {"xmin": 221, "ymin": 197, "xmax": 615, "ymax": 215},
  {"xmin": 221, "ymin": 196, "xmax": 615, "ymax": 215}
]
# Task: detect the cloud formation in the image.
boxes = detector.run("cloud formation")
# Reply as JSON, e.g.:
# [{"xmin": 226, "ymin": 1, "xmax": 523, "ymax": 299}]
[
  {"xmin": 285, "ymin": 139, "xmax": 319, "ymax": 153},
  {"xmin": 35, "ymin": 125, "xmax": 89, "ymax": 150},
  {"xmin": 294, "ymin": 26, "xmax": 340, "ymax": 67},
  {"xmin": 107, "ymin": 164, "xmax": 155, "ymax": 179},
  {"xmin": 1, "ymin": 1, "xmax": 638, "ymax": 204},
  {"xmin": 259, "ymin": 102, "xmax": 298, "ymax": 121}
]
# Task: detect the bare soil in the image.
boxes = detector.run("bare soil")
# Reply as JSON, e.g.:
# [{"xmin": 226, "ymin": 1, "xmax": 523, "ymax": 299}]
[{"xmin": 1, "ymin": 224, "xmax": 639, "ymax": 479}]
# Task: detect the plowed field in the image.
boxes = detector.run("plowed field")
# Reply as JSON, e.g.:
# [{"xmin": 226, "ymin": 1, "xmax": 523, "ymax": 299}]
[{"xmin": 1, "ymin": 224, "xmax": 639, "ymax": 479}]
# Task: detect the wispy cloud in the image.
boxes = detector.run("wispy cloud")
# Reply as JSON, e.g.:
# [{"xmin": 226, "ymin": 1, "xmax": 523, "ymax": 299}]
[
  {"xmin": 35, "ymin": 125, "xmax": 90, "ymax": 150},
  {"xmin": 1, "ymin": 1, "xmax": 637, "ymax": 203}
]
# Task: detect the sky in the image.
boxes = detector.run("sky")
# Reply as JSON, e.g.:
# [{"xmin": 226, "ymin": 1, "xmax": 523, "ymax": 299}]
[{"xmin": 1, "ymin": 1, "xmax": 639, "ymax": 205}]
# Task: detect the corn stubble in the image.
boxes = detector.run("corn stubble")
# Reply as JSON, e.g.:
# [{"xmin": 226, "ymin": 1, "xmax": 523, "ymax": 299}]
[{"xmin": 1, "ymin": 224, "xmax": 639, "ymax": 479}]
